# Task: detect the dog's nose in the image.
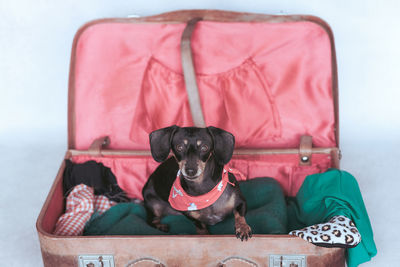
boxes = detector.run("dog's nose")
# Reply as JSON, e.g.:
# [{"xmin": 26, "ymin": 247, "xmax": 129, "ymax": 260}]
[{"xmin": 185, "ymin": 168, "xmax": 197, "ymax": 177}]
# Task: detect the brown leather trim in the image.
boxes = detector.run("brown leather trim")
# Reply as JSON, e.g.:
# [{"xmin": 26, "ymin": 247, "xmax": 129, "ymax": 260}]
[
  {"xmin": 68, "ymin": 9, "xmax": 339, "ymax": 150},
  {"xmin": 330, "ymin": 29, "xmax": 340, "ymax": 148},
  {"xmin": 41, "ymin": 251, "xmax": 77, "ymax": 267}
]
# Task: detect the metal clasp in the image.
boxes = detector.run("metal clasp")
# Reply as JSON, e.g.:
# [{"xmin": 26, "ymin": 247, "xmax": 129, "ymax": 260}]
[
  {"xmin": 269, "ymin": 254, "xmax": 306, "ymax": 267},
  {"xmin": 78, "ymin": 255, "xmax": 114, "ymax": 267}
]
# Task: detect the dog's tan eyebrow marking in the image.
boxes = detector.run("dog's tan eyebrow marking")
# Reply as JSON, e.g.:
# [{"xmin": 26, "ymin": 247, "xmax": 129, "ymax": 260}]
[
  {"xmin": 197, "ymin": 140, "xmax": 202, "ymax": 146},
  {"xmin": 183, "ymin": 139, "xmax": 188, "ymax": 145}
]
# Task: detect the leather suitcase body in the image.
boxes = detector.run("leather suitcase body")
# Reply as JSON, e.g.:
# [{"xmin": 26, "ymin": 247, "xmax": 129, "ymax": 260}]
[{"xmin": 37, "ymin": 10, "xmax": 345, "ymax": 267}]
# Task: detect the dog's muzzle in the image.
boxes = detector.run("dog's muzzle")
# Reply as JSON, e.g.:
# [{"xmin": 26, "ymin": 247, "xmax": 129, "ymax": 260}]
[
  {"xmin": 182, "ymin": 165, "xmax": 202, "ymax": 178},
  {"xmin": 179, "ymin": 160, "xmax": 203, "ymax": 179}
]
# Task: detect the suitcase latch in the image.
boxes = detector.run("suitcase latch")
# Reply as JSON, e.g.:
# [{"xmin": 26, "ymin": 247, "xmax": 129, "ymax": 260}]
[
  {"xmin": 269, "ymin": 255, "xmax": 306, "ymax": 267},
  {"xmin": 78, "ymin": 255, "xmax": 114, "ymax": 267}
]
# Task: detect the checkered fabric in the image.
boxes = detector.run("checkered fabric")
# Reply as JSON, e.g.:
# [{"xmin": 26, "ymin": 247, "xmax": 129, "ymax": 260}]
[{"xmin": 54, "ymin": 184, "xmax": 114, "ymax": 236}]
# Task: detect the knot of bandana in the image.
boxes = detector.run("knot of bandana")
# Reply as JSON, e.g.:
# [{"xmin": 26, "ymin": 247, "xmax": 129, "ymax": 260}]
[{"xmin": 168, "ymin": 167, "xmax": 245, "ymax": 211}]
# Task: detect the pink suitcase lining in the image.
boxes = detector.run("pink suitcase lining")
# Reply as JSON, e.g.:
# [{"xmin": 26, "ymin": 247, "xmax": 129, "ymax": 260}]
[{"xmin": 72, "ymin": 21, "xmax": 336, "ymax": 150}]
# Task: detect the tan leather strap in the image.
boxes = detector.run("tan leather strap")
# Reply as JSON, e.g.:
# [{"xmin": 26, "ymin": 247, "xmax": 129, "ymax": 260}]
[
  {"xmin": 181, "ymin": 17, "xmax": 206, "ymax": 127},
  {"xmin": 88, "ymin": 136, "xmax": 110, "ymax": 156},
  {"xmin": 299, "ymin": 135, "xmax": 313, "ymax": 166},
  {"xmin": 330, "ymin": 148, "xmax": 341, "ymax": 169}
]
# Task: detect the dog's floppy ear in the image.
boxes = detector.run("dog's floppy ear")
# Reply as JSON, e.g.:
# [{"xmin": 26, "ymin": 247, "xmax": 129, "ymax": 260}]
[
  {"xmin": 207, "ymin": 126, "xmax": 235, "ymax": 165},
  {"xmin": 149, "ymin": 125, "xmax": 179, "ymax": 162}
]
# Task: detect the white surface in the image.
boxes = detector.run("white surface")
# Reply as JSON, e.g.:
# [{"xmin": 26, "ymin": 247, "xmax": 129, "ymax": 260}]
[{"xmin": 1, "ymin": 1, "xmax": 399, "ymax": 266}]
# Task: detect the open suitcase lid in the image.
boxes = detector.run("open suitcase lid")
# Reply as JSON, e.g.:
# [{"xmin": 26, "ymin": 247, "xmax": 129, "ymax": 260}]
[{"xmin": 68, "ymin": 10, "xmax": 339, "ymax": 151}]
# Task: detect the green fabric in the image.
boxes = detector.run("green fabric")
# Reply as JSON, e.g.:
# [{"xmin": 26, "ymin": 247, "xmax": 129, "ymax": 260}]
[
  {"xmin": 210, "ymin": 177, "xmax": 287, "ymax": 234},
  {"xmin": 84, "ymin": 177, "xmax": 287, "ymax": 236},
  {"xmin": 287, "ymin": 169, "xmax": 377, "ymax": 267},
  {"xmin": 84, "ymin": 170, "xmax": 377, "ymax": 266},
  {"xmin": 84, "ymin": 202, "xmax": 166, "ymax": 235}
]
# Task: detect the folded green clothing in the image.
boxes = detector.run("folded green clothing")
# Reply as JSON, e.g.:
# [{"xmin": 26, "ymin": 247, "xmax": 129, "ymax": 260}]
[
  {"xmin": 83, "ymin": 169, "xmax": 376, "ymax": 267},
  {"xmin": 287, "ymin": 169, "xmax": 377, "ymax": 267},
  {"xmin": 209, "ymin": 177, "xmax": 287, "ymax": 235},
  {"xmin": 83, "ymin": 177, "xmax": 287, "ymax": 236}
]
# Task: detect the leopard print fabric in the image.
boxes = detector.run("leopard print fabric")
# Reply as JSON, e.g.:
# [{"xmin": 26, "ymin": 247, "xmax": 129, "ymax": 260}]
[{"xmin": 289, "ymin": 215, "xmax": 361, "ymax": 248}]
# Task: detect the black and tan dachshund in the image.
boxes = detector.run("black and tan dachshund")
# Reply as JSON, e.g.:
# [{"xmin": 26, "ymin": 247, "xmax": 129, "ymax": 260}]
[{"xmin": 142, "ymin": 125, "xmax": 252, "ymax": 241}]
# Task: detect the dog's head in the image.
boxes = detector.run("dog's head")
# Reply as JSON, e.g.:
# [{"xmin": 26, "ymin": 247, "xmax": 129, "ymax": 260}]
[{"xmin": 149, "ymin": 125, "xmax": 235, "ymax": 179}]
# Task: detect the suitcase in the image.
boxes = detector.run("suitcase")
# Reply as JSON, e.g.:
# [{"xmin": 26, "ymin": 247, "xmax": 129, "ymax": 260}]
[{"xmin": 36, "ymin": 9, "xmax": 345, "ymax": 267}]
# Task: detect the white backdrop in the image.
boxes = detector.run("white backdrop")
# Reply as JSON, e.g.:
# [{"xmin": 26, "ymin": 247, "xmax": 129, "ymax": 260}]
[{"xmin": 1, "ymin": 1, "xmax": 399, "ymax": 266}]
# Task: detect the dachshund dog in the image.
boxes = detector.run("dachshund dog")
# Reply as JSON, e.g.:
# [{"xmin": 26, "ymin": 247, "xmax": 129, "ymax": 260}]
[{"xmin": 142, "ymin": 125, "xmax": 252, "ymax": 241}]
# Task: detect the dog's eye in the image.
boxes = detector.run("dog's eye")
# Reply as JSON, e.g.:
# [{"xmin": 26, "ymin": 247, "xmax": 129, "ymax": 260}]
[
  {"xmin": 176, "ymin": 144, "xmax": 184, "ymax": 152},
  {"xmin": 200, "ymin": 145, "xmax": 209, "ymax": 152}
]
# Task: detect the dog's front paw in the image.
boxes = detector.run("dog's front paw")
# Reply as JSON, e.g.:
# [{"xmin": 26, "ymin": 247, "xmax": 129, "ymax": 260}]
[
  {"xmin": 235, "ymin": 223, "xmax": 252, "ymax": 241},
  {"xmin": 155, "ymin": 223, "xmax": 169, "ymax": 232}
]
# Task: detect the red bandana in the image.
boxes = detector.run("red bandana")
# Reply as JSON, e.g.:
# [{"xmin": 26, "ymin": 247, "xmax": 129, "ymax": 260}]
[{"xmin": 168, "ymin": 167, "xmax": 246, "ymax": 211}]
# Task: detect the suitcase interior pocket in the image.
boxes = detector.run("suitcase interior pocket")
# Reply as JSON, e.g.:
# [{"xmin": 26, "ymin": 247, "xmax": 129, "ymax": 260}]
[{"xmin": 130, "ymin": 57, "xmax": 281, "ymax": 148}]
